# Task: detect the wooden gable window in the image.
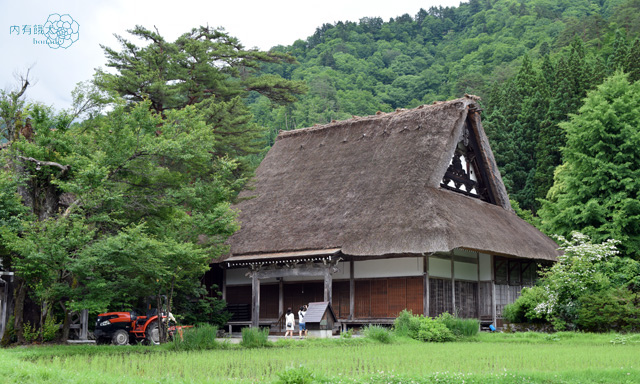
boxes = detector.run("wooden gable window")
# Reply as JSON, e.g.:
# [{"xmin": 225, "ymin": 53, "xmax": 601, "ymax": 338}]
[{"xmin": 440, "ymin": 120, "xmax": 496, "ymax": 204}]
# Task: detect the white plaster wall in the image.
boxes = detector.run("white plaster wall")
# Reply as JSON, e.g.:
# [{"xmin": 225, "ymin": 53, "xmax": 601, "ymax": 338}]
[
  {"xmin": 454, "ymin": 261, "xmax": 478, "ymax": 281},
  {"xmin": 428, "ymin": 257, "xmax": 451, "ymax": 278},
  {"xmin": 226, "ymin": 267, "xmax": 250, "ymax": 286},
  {"xmin": 354, "ymin": 257, "xmax": 423, "ymax": 279},
  {"xmin": 479, "ymin": 253, "xmax": 492, "ymax": 281}
]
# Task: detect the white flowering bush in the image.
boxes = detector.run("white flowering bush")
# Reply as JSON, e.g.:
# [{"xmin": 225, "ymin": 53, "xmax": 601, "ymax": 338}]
[{"xmin": 505, "ymin": 232, "xmax": 640, "ymax": 331}]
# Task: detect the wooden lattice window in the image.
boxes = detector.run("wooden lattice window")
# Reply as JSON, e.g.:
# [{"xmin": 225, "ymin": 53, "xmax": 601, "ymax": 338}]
[{"xmin": 441, "ymin": 120, "xmax": 496, "ymax": 204}]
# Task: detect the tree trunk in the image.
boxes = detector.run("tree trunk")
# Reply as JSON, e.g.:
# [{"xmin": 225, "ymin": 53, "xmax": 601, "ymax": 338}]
[
  {"xmin": 60, "ymin": 301, "xmax": 71, "ymax": 342},
  {"xmin": 12, "ymin": 277, "xmax": 26, "ymax": 344}
]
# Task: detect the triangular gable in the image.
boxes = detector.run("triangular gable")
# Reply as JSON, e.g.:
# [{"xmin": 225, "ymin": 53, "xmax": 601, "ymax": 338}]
[{"xmin": 441, "ymin": 118, "xmax": 497, "ymax": 204}]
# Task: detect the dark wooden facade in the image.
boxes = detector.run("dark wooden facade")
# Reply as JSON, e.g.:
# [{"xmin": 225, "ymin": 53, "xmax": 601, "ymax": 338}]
[{"xmin": 223, "ymin": 256, "xmax": 543, "ymax": 323}]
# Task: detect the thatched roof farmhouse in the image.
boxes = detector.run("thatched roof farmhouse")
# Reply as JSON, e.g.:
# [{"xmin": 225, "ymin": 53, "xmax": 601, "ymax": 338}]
[{"xmin": 216, "ymin": 96, "xmax": 559, "ymax": 332}]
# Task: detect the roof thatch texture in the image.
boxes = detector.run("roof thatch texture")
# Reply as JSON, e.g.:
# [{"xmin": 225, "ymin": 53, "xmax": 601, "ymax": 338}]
[{"xmin": 227, "ymin": 97, "xmax": 559, "ymax": 261}]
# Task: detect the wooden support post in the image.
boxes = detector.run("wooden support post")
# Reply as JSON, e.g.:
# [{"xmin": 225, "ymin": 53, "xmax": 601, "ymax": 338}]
[
  {"xmin": 476, "ymin": 252, "xmax": 480, "ymax": 319},
  {"xmin": 349, "ymin": 260, "xmax": 354, "ymax": 320},
  {"xmin": 424, "ymin": 255, "xmax": 429, "ymax": 317},
  {"xmin": 451, "ymin": 253, "xmax": 456, "ymax": 315},
  {"xmin": 278, "ymin": 278, "xmax": 284, "ymax": 318},
  {"xmin": 251, "ymin": 272, "xmax": 260, "ymax": 328},
  {"xmin": 491, "ymin": 254, "xmax": 497, "ymax": 327},
  {"xmin": 80, "ymin": 309, "xmax": 88, "ymax": 340},
  {"xmin": 324, "ymin": 265, "xmax": 332, "ymax": 303},
  {"xmin": 221, "ymin": 268, "xmax": 227, "ymax": 301}
]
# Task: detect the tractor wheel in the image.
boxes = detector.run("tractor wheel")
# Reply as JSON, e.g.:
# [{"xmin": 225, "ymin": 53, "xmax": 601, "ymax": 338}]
[
  {"xmin": 112, "ymin": 329, "xmax": 129, "ymax": 346},
  {"xmin": 146, "ymin": 322, "xmax": 159, "ymax": 345}
]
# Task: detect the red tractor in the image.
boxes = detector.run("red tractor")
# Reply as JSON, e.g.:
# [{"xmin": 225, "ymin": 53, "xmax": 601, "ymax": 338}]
[{"xmin": 94, "ymin": 299, "xmax": 187, "ymax": 345}]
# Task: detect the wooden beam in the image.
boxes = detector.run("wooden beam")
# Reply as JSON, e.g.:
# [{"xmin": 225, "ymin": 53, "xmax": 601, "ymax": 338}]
[
  {"xmin": 255, "ymin": 265, "xmax": 328, "ymax": 279},
  {"xmin": 221, "ymin": 268, "xmax": 227, "ymax": 301},
  {"xmin": 424, "ymin": 255, "xmax": 429, "ymax": 317},
  {"xmin": 451, "ymin": 253, "xmax": 456, "ymax": 315},
  {"xmin": 476, "ymin": 252, "xmax": 480, "ymax": 319},
  {"xmin": 491, "ymin": 254, "xmax": 497, "ymax": 327},
  {"xmin": 324, "ymin": 266, "xmax": 332, "ymax": 303},
  {"xmin": 349, "ymin": 260, "xmax": 354, "ymax": 320},
  {"xmin": 251, "ymin": 272, "xmax": 260, "ymax": 328},
  {"xmin": 278, "ymin": 278, "xmax": 284, "ymax": 318},
  {"xmin": 80, "ymin": 309, "xmax": 88, "ymax": 340}
]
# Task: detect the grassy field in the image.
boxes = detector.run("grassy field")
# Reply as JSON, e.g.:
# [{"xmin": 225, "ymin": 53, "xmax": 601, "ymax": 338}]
[{"xmin": 1, "ymin": 332, "xmax": 639, "ymax": 383}]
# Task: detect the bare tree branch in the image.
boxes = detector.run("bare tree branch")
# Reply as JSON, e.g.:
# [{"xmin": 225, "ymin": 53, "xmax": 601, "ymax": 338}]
[{"xmin": 18, "ymin": 155, "xmax": 71, "ymax": 176}]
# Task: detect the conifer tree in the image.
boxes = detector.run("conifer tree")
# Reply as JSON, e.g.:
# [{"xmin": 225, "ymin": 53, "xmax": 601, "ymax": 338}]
[{"xmin": 540, "ymin": 73, "xmax": 640, "ymax": 259}]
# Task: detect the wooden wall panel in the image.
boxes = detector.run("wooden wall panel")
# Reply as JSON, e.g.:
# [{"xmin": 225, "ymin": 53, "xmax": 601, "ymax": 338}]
[
  {"xmin": 387, "ymin": 278, "xmax": 407, "ymax": 317},
  {"xmin": 332, "ymin": 281, "xmax": 350, "ymax": 319},
  {"xmin": 259, "ymin": 284, "xmax": 279, "ymax": 319},
  {"xmin": 478, "ymin": 281, "xmax": 493, "ymax": 319},
  {"xmin": 406, "ymin": 276, "xmax": 424, "ymax": 315},
  {"xmin": 370, "ymin": 279, "xmax": 388, "ymax": 317},
  {"xmin": 355, "ymin": 280, "xmax": 371, "ymax": 318},
  {"xmin": 429, "ymin": 278, "xmax": 453, "ymax": 316},
  {"xmin": 225, "ymin": 285, "xmax": 251, "ymax": 305},
  {"xmin": 283, "ymin": 282, "xmax": 323, "ymax": 313},
  {"xmin": 454, "ymin": 281, "xmax": 478, "ymax": 319}
]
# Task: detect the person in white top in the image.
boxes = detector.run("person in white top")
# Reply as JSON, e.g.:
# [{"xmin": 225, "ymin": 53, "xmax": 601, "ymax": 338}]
[
  {"xmin": 298, "ymin": 305, "xmax": 308, "ymax": 339},
  {"xmin": 284, "ymin": 307, "xmax": 295, "ymax": 338}
]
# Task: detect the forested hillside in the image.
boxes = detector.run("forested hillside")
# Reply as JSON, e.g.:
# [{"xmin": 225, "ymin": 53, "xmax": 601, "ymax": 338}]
[{"xmin": 249, "ymin": 0, "xmax": 640, "ymax": 216}]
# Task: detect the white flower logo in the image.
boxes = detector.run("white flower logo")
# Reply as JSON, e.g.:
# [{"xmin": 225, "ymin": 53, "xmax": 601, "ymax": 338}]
[{"xmin": 43, "ymin": 13, "xmax": 80, "ymax": 49}]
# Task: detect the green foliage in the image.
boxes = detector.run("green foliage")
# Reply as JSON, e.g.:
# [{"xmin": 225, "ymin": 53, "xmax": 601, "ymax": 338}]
[
  {"xmin": 240, "ymin": 327, "xmax": 270, "ymax": 348},
  {"xmin": 503, "ymin": 286, "xmax": 549, "ymax": 323},
  {"xmin": 340, "ymin": 328, "xmax": 353, "ymax": 338},
  {"xmin": 95, "ymin": 25, "xmax": 305, "ymax": 181},
  {"xmin": 436, "ymin": 312, "xmax": 479, "ymax": 337},
  {"xmin": 21, "ymin": 321, "xmax": 37, "ymax": 344},
  {"xmin": 393, "ymin": 310, "xmax": 455, "ymax": 342},
  {"xmin": 539, "ymin": 73, "xmax": 640, "ymax": 258},
  {"xmin": 173, "ymin": 294, "xmax": 231, "ymax": 328},
  {"xmin": 506, "ymin": 232, "xmax": 640, "ymax": 331},
  {"xmin": 168, "ymin": 324, "xmax": 220, "ymax": 351},
  {"xmin": 576, "ymin": 288, "xmax": 640, "ymax": 332},
  {"xmin": 362, "ymin": 324, "xmax": 393, "ymax": 343},
  {"xmin": 274, "ymin": 366, "xmax": 316, "ymax": 384},
  {"xmin": 41, "ymin": 315, "xmax": 59, "ymax": 342}
]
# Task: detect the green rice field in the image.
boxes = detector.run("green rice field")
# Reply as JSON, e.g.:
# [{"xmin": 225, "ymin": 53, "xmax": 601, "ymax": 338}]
[{"xmin": 1, "ymin": 332, "xmax": 639, "ymax": 383}]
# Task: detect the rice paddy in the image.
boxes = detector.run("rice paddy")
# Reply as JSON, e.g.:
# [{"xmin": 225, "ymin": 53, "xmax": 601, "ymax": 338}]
[{"xmin": 2, "ymin": 332, "xmax": 639, "ymax": 383}]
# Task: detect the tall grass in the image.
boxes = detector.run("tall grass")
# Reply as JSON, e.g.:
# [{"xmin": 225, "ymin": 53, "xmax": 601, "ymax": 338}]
[
  {"xmin": 168, "ymin": 324, "xmax": 219, "ymax": 351},
  {"xmin": 362, "ymin": 324, "xmax": 394, "ymax": 343},
  {"xmin": 240, "ymin": 327, "xmax": 270, "ymax": 348},
  {"xmin": 437, "ymin": 312, "xmax": 480, "ymax": 337}
]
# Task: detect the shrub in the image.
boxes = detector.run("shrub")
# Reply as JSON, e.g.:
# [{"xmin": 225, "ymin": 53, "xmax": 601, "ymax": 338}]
[
  {"xmin": 22, "ymin": 321, "xmax": 38, "ymax": 343},
  {"xmin": 42, "ymin": 315, "xmax": 59, "ymax": 342},
  {"xmin": 340, "ymin": 328, "xmax": 353, "ymax": 338},
  {"xmin": 575, "ymin": 288, "xmax": 640, "ymax": 332},
  {"xmin": 416, "ymin": 316, "xmax": 455, "ymax": 342},
  {"xmin": 362, "ymin": 324, "xmax": 393, "ymax": 343},
  {"xmin": 241, "ymin": 327, "xmax": 269, "ymax": 348},
  {"xmin": 393, "ymin": 310, "xmax": 455, "ymax": 342},
  {"xmin": 393, "ymin": 309, "xmax": 422, "ymax": 339},
  {"xmin": 169, "ymin": 324, "xmax": 219, "ymax": 351},
  {"xmin": 436, "ymin": 312, "xmax": 479, "ymax": 337},
  {"xmin": 274, "ymin": 366, "xmax": 315, "ymax": 384},
  {"xmin": 503, "ymin": 285, "xmax": 550, "ymax": 324}
]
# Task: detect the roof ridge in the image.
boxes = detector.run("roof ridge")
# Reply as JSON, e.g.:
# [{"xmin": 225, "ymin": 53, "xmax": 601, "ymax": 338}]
[{"xmin": 277, "ymin": 97, "xmax": 476, "ymax": 140}]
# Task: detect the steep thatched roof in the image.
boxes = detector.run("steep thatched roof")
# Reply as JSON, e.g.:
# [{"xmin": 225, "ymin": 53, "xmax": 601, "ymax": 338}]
[{"xmin": 226, "ymin": 97, "xmax": 559, "ymax": 262}]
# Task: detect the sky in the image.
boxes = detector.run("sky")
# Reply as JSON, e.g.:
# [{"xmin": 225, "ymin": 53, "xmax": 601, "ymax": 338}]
[{"xmin": 1, "ymin": 0, "xmax": 463, "ymax": 110}]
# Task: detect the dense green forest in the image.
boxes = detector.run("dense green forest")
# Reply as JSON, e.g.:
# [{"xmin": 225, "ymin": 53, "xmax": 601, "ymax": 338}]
[
  {"xmin": 249, "ymin": 0, "xmax": 640, "ymax": 216},
  {"xmin": 2, "ymin": 0, "xmax": 640, "ymax": 343}
]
